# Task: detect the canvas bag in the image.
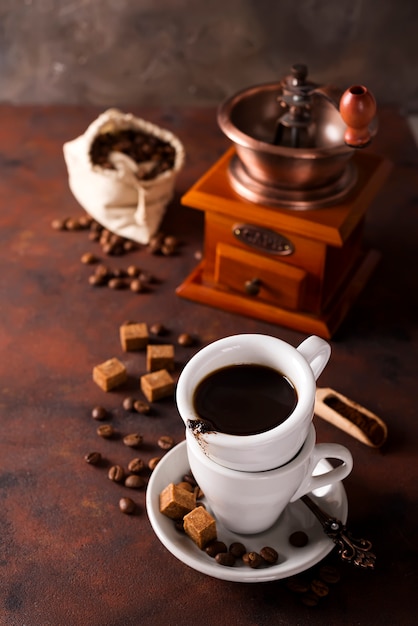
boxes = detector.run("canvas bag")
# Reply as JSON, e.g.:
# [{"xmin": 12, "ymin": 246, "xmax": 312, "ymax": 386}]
[{"xmin": 63, "ymin": 108, "xmax": 185, "ymax": 244}]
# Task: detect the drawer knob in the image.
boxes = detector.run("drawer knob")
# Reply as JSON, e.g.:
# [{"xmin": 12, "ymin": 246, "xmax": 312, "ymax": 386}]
[{"xmin": 244, "ymin": 278, "xmax": 261, "ymax": 296}]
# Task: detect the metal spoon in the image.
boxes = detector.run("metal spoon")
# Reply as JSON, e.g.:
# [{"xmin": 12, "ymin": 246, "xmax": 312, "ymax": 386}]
[{"xmin": 301, "ymin": 494, "xmax": 376, "ymax": 570}]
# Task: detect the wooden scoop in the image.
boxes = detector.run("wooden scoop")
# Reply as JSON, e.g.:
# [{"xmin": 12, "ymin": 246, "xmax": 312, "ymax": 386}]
[{"xmin": 315, "ymin": 388, "xmax": 388, "ymax": 448}]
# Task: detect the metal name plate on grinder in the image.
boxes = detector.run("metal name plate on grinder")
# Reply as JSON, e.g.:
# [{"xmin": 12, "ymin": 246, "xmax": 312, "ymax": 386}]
[{"xmin": 233, "ymin": 224, "xmax": 294, "ymax": 256}]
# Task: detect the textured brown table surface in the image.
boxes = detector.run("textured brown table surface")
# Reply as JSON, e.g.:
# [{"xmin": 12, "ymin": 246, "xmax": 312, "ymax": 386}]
[{"xmin": 0, "ymin": 105, "xmax": 417, "ymax": 626}]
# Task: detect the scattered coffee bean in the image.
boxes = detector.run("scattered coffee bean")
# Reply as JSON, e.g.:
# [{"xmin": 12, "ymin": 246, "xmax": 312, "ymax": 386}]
[
  {"xmin": 182, "ymin": 473, "xmax": 197, "ymax": 488},
  {"xmin": 89, "ymin": 273, "xmax": 106, "ymax": 286},
  {"xmin": 176, "ymin": 481, "xmax": 194, "ymax": 493},
  {"xmin": 89, "ymin": 230, "xmax": 100, "ymax": 242},
  {"xmin": 177, "ymin": 333, "xmax": 194, "ymax": 347},
  {"xmin": 260, "ymin": 546, "xmax": 279, "ymax": 564},
  {"xmin": 243, "ymin": 551, "xmax": 264, "ymax": 569},
  {"xmin": 111, "ymin": 240, "xmax": 134, "ymax": 256},
  {"xmin": 318, "ymin": 564, "xmax": 341, "ymax": 584},
  {"xmin": 310, "ymin": 578, "xmax": 329, "ymax": 598},
  {"xmin": 289, "ymin": 531, "xmax": 309, "ymax": 547},
  {"xmin": 108, "ymin": 277, "xmax": 127, "ymax": 290},
  {"xmin": 285, "ymin": 576, "xmax": 311, "ymax": 594},
  {"xmin": 205, "ymin": 541, "xmax": 228, "ymax": 558},
  {"xmin": 138, "ymin": 270, "xmax": 154, "ymax": 284},
  {"xmin": 89, "ymin": 220, "xmax": 99, "ymax": 236},
  {"xmin": 229, "ymin": 542, "xmax": 247, "ymax": 558},
  {"xmin": 163, "ymin": 235, "xmax": 178, "ymax": 249},
  {"xmin": 123, "ymin": 240, "xmax": 137, "ymax": 252},
  {"xmin": 149, "ymin": 323, "xmax": 168, "ymax": 336},
  {"xmin": 161, "ymin": 242, "xmax": 177, "ymax": 256},
  {"xmin": 148, "ymin": 457, "xmax": 161, "ymax": 471},
  {"xmin": 119, "ymin": 497, "xmax": 136, "ymax": 515},
  {"xmin": 97, "ymin": 424, "xmax": 115, "ymax": 438},
  {"xmin": 78, "ymin": 214, "xmax": 93, "ymax": 228},
  {"xmin": 148, "ymin": 233, "xmax": 165, "ymax": 254},
  {"xmin": 123, "ymin": 433, "xmax": 143, "ymax": 448},
  {"xmin": 95, "ymin": 264, "xmax": 110, "ymax": 279},
  {"xmin": 301, "ymin": 591, "xmax": 320, "ymax": 607},
  {"xmin": 90, "ymin": 220, "xmax": 102, "ymax": 233},
  {"xmin": 157, "ymin": 435, "xmax": 175, "ymax": 450},
  {"xmin": 81, "ymin": 252, "xmax": 97, "ymax": 264},
  {"xmin": 148, "ymin": 241, "xmax": 162, "ymax": 255},
  {"xmin": 194, "ymin": 486, "xmax": 205, "ymax": 500},
  {"xmin": 91, "ymin": 406, "xmax": 107, "ymax": 420},
  {"xmin": 51, "ymin": 218, "xmax": 66, "ymax": 230},
  {"xmin": 112, "ymin": 267, "xmax": 127, "ymax": 278},
  {"xmin": 65, "ymin": 217, "xmax": 83, "ymax": 231},
  {"xmin": 103, "ymin": 242, "xmax": 123, "ymax": 256},
  {"xmin": 108, "ymin": 465, "xmax": 125, "ymax": 482},
  {"xmin": 125, "ymin": 474, "xmax": 145, "ymax": 489},
  {"xmin": 128, "ymin": 458, "xmax": 144, "ymax": 473},
  {"xmin": 215, "ymin": 552, "xmax": 236, "ymax": 567},
  {"xmin": 122, "ymin": 397, "xmax": 136, "ymax": 412},
  {"xmin": 174, "ymin": 519, "xmax": 185, "ymax": 533},
  {"xmin": 133, "ymin": 400, "xmax": 151, "ymax": 415},
  {"xmin": 130, "ymin": 279, "xmax": 145, "ymax": 293},
  {"xmin": 111, "ymin": 233, "xmax": 124, "ymax": 246},
  {"xmin": 84, "ymin": 451, "xmax": 102, "ymax": 465},
  {"xmin": 126, "ymin": 265, "xmax": 141, "ymax": 277},
  {"xmin": 100, "ymin": 228, "xmax": 112, "ymax": 241}
]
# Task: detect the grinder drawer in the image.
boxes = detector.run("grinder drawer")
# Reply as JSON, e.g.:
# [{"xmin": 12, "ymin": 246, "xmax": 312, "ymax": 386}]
[{"xmin": 214, "ymin": 243, "xmax": 307, "ymax": 310}]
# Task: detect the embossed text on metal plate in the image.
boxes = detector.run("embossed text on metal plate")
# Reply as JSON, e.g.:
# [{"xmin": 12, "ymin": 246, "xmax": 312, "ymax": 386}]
[{"xmin": 233, "ymin": 223, "xmax": 294, "ymax": 256}]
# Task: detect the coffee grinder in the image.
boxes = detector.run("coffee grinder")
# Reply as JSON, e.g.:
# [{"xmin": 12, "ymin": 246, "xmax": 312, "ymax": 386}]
[{"xmin": 176, "ymin": 64, "xmax": 391, "ymax": 338}]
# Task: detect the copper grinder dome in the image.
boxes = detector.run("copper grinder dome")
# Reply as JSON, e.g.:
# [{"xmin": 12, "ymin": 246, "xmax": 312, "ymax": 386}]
[{"xmin": 217, "ymin": 64, "xmax": 377, "ymax": 209}]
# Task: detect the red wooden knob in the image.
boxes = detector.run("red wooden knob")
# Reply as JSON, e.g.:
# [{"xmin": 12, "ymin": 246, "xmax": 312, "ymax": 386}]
[{"xmin": 340, "ymin": 85, "xmax": 376, "ymax": 148}]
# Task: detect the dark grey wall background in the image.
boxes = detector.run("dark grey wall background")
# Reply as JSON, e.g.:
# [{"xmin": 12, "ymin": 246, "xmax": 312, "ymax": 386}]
[{"xmin": 1, "ymin": 0, "xmax": 417, "ymax": 110}]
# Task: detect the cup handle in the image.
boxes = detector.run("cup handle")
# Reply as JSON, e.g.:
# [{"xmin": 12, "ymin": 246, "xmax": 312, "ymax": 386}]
[
  {"xmin": 297, "ymin": 335, "xmax": 331, "ymax": 381},
  {"xmin": 290, "ymin": 443, "xmax": 353, "ymax": 503}
]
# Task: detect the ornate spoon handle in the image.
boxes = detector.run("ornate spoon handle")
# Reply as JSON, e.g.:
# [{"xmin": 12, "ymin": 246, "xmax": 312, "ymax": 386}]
[{"xmin": 301, "ymin": 494, "xmax": 376, "ymax": 570}]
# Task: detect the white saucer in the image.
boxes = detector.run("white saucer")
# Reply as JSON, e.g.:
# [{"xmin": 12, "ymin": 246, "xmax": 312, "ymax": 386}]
[{"xmin": 146, "ymin": 440, "xmax": 348, "ymax": 583}]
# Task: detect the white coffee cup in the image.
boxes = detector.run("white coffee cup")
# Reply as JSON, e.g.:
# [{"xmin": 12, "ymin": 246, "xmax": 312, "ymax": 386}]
[
  {"xmin": 176, "ymin": 334, "xmax": 331, "ymax": 472},
  {"xmin": 186, "ymin": 424, "xmax": 352, "ymax": 534}
]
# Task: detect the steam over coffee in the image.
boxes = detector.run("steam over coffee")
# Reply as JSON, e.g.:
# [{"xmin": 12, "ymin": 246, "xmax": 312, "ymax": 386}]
[{"xmin": 192, "ymin": 364, "xmax": 297, "ymax": 436}]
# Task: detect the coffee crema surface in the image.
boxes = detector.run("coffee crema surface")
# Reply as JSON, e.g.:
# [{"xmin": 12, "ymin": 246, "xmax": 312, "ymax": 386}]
[{"xmin": 191, "ymin": 364, "xmax": 297, "ymax": 436}]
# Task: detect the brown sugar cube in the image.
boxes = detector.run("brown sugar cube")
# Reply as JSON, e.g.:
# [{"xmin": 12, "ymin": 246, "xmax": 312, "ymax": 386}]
[
  {"xmin": 183, "ymin": 506, "xmax": 217, "ymax": 549},
  {"xmin": 140, "ymin": 369, "xmax": 175, "ymax": 402},
  {"xmin": 93, "ymin": 357, "xmax": 127, "ymax": 391},
  {"xmin": 146, "ymin": 344, "xmax": 175, "ymax": 372},
  {"xmin": 159, "ymin": 482, "xmax": 196, "ymax": 520},
  {"xmin": 120, "ymin": 322, "xmax": 149, "ymax": 351}
]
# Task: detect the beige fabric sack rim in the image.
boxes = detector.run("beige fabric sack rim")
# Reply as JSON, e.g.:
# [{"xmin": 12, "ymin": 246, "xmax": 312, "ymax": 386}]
[{"xmin": 63, "ymin": 108, "xmax": 185, "ymax": 244}]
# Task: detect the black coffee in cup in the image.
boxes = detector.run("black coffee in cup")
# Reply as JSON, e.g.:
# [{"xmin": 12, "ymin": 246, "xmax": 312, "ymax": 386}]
[{"xmin": 192, "ymin": 364, "xmax": 297, "ymax": 436}]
